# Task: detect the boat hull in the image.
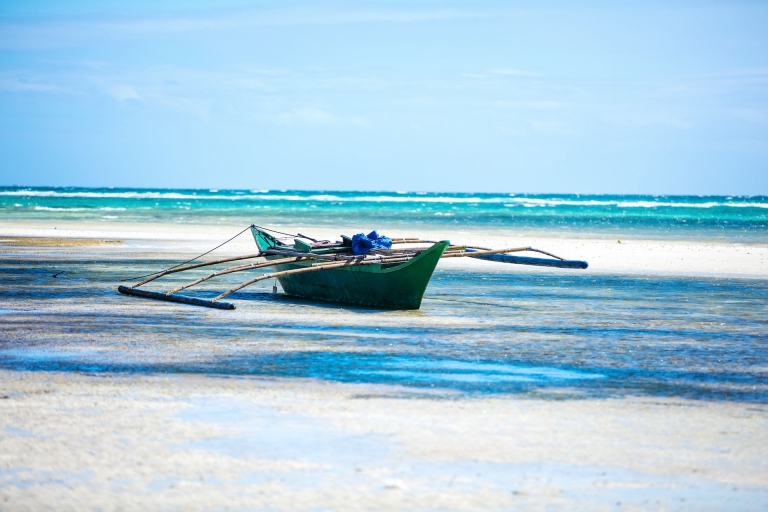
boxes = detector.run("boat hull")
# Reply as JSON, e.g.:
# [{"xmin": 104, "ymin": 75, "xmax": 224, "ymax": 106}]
[{"xmin": 251, "ymin": 228, "xmax": 448, "ymax": 309}]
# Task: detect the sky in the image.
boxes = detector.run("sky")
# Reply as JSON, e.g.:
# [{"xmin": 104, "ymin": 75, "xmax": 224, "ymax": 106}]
[{"xmin": 0, "ymin": 0, "xmax": 766, "ymax": 194}]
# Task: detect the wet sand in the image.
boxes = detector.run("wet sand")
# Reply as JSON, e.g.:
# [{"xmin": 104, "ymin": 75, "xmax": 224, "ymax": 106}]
[
  {"xmin": 2, "ymin": 371, "xmax": 767, "ymax": 511},
  {"xmin": 0, "ymin": 237, "xmax": 124, "ymax": 247},
  {"xmin": 1, "ymin": 223, "xmax": 767, "ymax": 510}
]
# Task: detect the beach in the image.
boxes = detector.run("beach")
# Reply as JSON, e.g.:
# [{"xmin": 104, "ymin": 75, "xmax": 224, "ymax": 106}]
[
  {"xmin": 2, "ymin": 370, "xmax": 767, "ymax": 510},
  {"xmin": 1, "ymin": 190, "xmax": 767, "ymax": 510}
]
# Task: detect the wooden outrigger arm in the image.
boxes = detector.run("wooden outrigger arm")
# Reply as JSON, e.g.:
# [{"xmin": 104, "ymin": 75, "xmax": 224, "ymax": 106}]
[
  {"xmin": 166, "ymin": 252, "xmax": 413, "ymax": 296},
  {"xmin": 166, "ymin": 256, "xmax": 309, "ymax": 295},
  {"xmin": 441, "ymin": 246, "xmax": 588, "ymax": 269},
  {"xmin": 211, "ymin": 256, "xmax": 413, "ymax": 302},
  {"xmin": 130, "ymin": 252, "xmax": 264, "ymax": 288},
  {"xmin": 117, "ymin": 285, "xmax": 237, "ymax": 310},
  {"xmin": 463, "ymin": 249, "xmax": 588, "ymax": 269}
]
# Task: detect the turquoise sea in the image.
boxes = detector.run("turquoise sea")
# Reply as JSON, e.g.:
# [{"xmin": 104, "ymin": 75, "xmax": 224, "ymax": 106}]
[{"xmin": 1, "ymin": 187, "xmax": 767, "ymax": 241}]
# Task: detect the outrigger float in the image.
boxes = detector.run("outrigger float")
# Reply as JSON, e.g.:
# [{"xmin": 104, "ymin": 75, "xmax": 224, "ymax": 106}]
[{"xmin": 118, "ymin": 225, "xmax": 588, "ymax": 310}]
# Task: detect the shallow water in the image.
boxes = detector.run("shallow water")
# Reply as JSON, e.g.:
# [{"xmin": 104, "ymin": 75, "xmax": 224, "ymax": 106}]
[{"xmin": 1, "ymin": 253, "xmax": 765, "ymax": 401}]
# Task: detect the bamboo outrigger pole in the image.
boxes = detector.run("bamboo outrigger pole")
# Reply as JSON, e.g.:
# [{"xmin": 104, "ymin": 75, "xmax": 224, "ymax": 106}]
[
  {"xmin": 117, "ymin": 285, "xmax": 238, "ymax": 310},
  {"xmin": 440, "ymin": 246, "xmax": 565, "ymax": 260},
  {"xmin": 130, "ymin": 252, "xmax": 264, "ymax": 288},
  {"xmin": 442, "ymin": 246, "xmax": 587, "ymax": 269},
  {"xmin": 211, "ymin": 256, "xmax": 414, "ymax": 302},
  {"xmin": 166, "ymin": 252, "xmax": 413, "ymax": 295},
  {"xmin": 165, "ymin": 256, "xmax": 309, "ymax": 295}
]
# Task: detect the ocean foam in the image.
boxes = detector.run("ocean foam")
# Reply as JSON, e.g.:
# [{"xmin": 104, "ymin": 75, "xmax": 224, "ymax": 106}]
[
  {"xmin": 33, "ymin": 206, "xmax": 127, "ymax": 212},
  {"xmin": 2, "ymin": 189, "xmax": 765, "ymax": 209}
]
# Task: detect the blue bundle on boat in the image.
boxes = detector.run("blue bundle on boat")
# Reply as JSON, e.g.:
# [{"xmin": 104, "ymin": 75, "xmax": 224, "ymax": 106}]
[{"xmin": 351, "ymin": 230, "xmax": 392, "ymax": 255}]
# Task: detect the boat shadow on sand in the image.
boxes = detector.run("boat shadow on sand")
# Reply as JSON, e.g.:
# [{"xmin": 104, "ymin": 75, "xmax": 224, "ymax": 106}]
[{"xmin": 231, "ymin": 291, "xmax": 429, "ymax": 315}]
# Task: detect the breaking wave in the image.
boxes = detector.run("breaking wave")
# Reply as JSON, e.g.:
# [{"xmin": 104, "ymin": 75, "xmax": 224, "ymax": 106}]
[{"xmin": 2, "ymin": 189, "xmax": 766, "ymax": 208}]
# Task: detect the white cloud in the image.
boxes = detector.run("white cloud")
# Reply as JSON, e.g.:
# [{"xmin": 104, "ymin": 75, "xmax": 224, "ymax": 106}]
[
  {"xmin": 487, "ymin": 68, "xmax": 538, "ymax": 77},
  {"xmin": 490, "ymin": 100, "xmax": 568, "ymax": 110},
  {"xmin": 727, "ymin": 108, "xmax": 768, "ymax": 125},
  {"xmin": 612, "ymin": 111, "xmax": 692, "ymax": 130},
  {"xmin": 0, "ymin": 7, "xmax": 508, "ymax": 49},
  {"xmin": 104, "ymin": 84, "xmax": 140, "ymax": 101},
  {"xmin": 101, "ymin": 79, "xmax": 210, "ymax": 118},
  {"xmin": 278, "ymin": 107, "xmax": 334, "ymax": 124},
  {"xmin": 276, "ymin": 108, "xmax": 370, "ymax": 128},
  {"xmin": 463, "ymin": 68, "xmax": 538, "ymax": 80},
  {"xmin": 0, "ymin": 76, "xmax": 59, "ymax": 92},
  {"xmin": 531, "ymin": 119, "xmax": 568, "ymax": 134}
]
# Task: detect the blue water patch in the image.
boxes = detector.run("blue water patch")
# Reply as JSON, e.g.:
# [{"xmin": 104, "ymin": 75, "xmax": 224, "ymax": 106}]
[
  {"xmin": 0, "ymin": 468, "xmax": 92, "ymax": 490},
  {"xmin": 357, "ymin": 370, "xmax": 538, "ymax": 383},
  {"xmin": 354, "ymin": 359, "xmax": 605, "ymax": 384},
  {"xmin": 0, "ymin": 347, "xmax": 603, "ymax": 394},
  {"xmin": 4, "ymin": 426, "xmax": 32, "ymax": 438},
  {"xmin": 1, "ymin": 348, "xmax": 109, "ymax": 362}
]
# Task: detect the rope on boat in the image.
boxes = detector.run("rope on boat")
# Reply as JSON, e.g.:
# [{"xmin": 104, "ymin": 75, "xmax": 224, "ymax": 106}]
[
  {"xmin": 165, "ymin": 256, "xmax": 309, "ymax": 295},
  {"xmin": 129, "ymin": 252, "xmax": 265, "ymax": 288},
  {"xmin": 253, "ymin": 224, "xmax": 321, "ymax": 242},
  {"xmin": 123, "ymin": 223, "xmax": 323, "ymax": 282},
  {"xmin": 120, "ymin": 225, "xmax": 254, "ymax": 282}
]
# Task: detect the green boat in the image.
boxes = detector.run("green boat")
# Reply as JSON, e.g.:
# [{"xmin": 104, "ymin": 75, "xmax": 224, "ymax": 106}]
[
  {"xmin": 117, "ymin": 224, "xmax": 587, "ymax": 310},
  {"xmin": 251, "ymin": 227, "xmax": 448, "ymax": 309}
]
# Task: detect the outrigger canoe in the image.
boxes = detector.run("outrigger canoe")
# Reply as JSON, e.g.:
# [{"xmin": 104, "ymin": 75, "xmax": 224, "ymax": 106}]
[
  {"xmin": 252, "ymin": 228, "xmax": 449, "ymax": 309},
  {"xmin": 118, "ymin": 225, "xmax": 588, "ymax": 310}
]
